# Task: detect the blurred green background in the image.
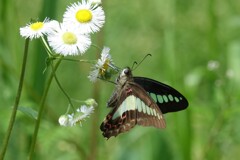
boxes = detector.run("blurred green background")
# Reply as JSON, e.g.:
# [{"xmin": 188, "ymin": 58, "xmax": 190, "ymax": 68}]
[{"xmin": 1, "ymin": 0, "xmax": 240, "ymax": 159}]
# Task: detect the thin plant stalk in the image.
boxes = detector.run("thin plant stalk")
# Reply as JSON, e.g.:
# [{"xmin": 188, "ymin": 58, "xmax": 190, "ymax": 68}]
[
  {"xmin": 28, "ymin": 58, "xmax": 62, "ymax": 160},
  {"xmin": 51, "ymin": 63, "xmax": 75, "ymax": 111},
  {"xmin": 0, "ymin": 39, "xmax": 30, "ymax": 160}
]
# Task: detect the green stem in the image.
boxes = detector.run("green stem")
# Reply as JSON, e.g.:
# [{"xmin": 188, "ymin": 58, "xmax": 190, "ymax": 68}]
[
  {"xmin": 91, "ymin": 44, "xmax": 102, "ymax": 51},
  {"xmin": 60, "ymin": 57, "xmax": 96, "ymax": 64},
  {"xmin": 51, "ymin": 62, "xmax": 75, "ymax": 111},
  {"xmin": 41, "ymin": 37, "xmax": 52, "ymax": 57},
  {"xmin": 0, "ymin": 39, "xmax": 30, "ymax": 160},
  {"xmin": 28, "ymin": 58, "xmax": 62, "ymax": 160}
]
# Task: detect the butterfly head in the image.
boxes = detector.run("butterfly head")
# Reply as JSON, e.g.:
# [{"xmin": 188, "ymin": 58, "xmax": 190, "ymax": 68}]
[{"xmin": 116, "ymin": 67, "xmax": 133, "ymax": 85}]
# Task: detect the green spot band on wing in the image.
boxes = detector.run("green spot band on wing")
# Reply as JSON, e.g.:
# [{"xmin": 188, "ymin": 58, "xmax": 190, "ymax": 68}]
[
  {"xmin": 146, "ymin": 105, "xmax": 151, "ymax": 115},
  {"xmin": 150, "ymin": 108, "xmax": 154, "ymax": 115},
  {"xmin": 112, "ymin": 95, "xmax": 135, "ymax": 120},
  {"xmin": 153, "ymin": 109, "xmax": 157, "ymax": 116},
  {"xmin": 156, "ymin": 94, "xmax": 182, "ymax": 104},
  {"xmin": 150, "ymin": 93, "xmax": 157, "ymax": 102},
  {"xmin": 142, "ymin": 101, "xmax": 146, "ymax": 113},
  {"xmin": 168, "ymin": 94, "xmax": 174, "ymax": 101},
  {"xmin": 157, "ymin": 95, "xmax": 163, "ymax": 103},
  {"xmin": 112, "ymin": 95, "xmax": 161, "ymax": 120},
  {"xmin": 112, "ymin": 100, "xmax": 124, "ymax": 120},
  {"xmin": 136, "ymin": 98, "xmax": 142, "ymax": 112},
  {"xmin": 162, "ymin": 95, "xmax": 168, "ymax": 102},
  {"xmin": 174, "ymin": 97, "xmax": 179, "ymax": 102}
]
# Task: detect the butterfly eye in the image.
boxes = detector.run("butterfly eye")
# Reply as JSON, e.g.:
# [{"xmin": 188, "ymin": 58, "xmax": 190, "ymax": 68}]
[
  {"xmin": 119, "ymin": 67, "xmax": 132, "ymax": 78},
  {"xmin": 124, "ymin": 68, "xmax": 130, "ymax": 75}
]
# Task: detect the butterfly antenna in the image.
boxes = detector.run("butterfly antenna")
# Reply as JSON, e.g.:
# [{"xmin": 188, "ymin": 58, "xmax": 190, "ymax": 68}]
[
  {"xmin": 131, "ymin": 61, "xmax": 138, "ymax": 70},
  {"xmin": 132, "ymin": 54, "xmax": 152, "ymax": 71}
]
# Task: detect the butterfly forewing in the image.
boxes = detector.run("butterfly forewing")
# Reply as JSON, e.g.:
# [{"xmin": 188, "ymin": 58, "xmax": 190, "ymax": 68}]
[
  {"xmin": 100, "ymin": 82, "xmax": 166, "ymax": 139},
  {"xmin": 133, "ymin": 77, "xmax": 188, "ymax": 114}
]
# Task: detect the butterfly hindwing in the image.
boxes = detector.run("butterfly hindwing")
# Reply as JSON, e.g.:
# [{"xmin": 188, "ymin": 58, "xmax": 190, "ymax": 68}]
[
  {"xmin": 133, "ymin": 77, "xmax": 188, "ymax": 114},
  {"xmin": 100, "ymin": 82, "xmax": 166, "ymax": 139},
  {"xmin": 130, "ymin": 82, "xmax": 166, "ymax": 128}
]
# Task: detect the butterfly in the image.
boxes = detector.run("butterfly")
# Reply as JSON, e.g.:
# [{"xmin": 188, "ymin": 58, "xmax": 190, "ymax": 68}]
[{"xmin": 100, "ymin": 67, "xmax": 188, "ymax": 139}]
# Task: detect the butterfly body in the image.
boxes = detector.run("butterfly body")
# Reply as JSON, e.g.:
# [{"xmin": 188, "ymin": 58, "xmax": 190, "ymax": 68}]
[{"xmin": 100, "ymin": 67, "xmax": 188, "ymax": 139}]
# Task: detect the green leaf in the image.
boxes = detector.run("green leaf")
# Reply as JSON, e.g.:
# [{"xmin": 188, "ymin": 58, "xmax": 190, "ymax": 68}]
[{"xmin": 18, "ymin": 106, "xmax": 38, "ymax": 120}]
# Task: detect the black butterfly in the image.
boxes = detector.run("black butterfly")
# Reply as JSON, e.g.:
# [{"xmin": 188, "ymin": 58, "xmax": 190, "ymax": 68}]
[{"xmin": 100, "ymin": 67, "xmax": 188, "ymax": 139}]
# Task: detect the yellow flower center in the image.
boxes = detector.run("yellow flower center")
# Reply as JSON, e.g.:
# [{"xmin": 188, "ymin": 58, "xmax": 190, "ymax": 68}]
[
  {"xmin": 99, "ymin": 60, "xmax": 110, "ymax": 76},
  {"xmin": 30, "ymin": 22, "xmax": 44, "ymax": 31},
  {"xmin": 62, "ymin": 32, "xmax": 77, "ymax": 44},
  {"xmin": 76, "ymin": 9, "xmax": 92, "ymax": 23}
]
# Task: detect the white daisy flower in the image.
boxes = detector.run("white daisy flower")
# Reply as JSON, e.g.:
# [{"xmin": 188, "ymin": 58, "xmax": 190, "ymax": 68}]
[
  {"xmin": 58, "ymin": 115, "xmax": 70, "ymax": 126},
  {"xmin": 20, "ymin": 18, "xmax": 57, "ymax": 40},
  {"xmin": 58, "ymin": 114, "xmax": 75, "ymax": 126},
  {"xmin": 47, "ymin": 22, "xmax": 91, "ymax": 56},
  {"xmin": 79, "ymin": 105, "xmax": 94, "ymax": 116},
  {"xmin": 59, "ymin": 105, "xmax": 95, "ymax": 127},
  {"xmin": 63, "ymin": 0, "xmax": 105, "ymax": 34},
  {"xmin": 88, "ymin": 69, "xmax": 99, "ymax": 82},
  {"xmin": 72, "ymin": 105, "xmax": 94, "ymax": 126},
  {"xmin": 88, "ymin": 46, "xmax": 118, "ymax": 82}
]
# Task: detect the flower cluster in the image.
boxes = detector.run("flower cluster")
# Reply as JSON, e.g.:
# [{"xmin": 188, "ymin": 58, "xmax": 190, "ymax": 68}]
[
  {"xmin": 59, "ymin": 99, "xmax": 97, "ymax": 126},
  {"xmin": 88, "ymin": 46, "xmax": 119, "ymax": 82},
  {"xmin": 20, "ymin": 0, "xmax": 105, "ymax": 56},
  {"xmin": 19, "ymin": 0, "xmax": 120, "ymax": 128}
]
